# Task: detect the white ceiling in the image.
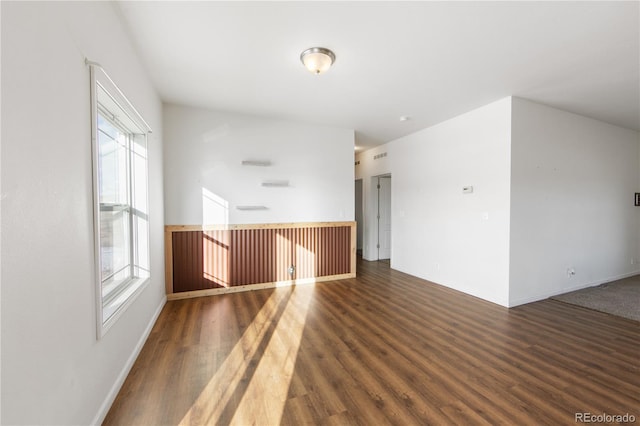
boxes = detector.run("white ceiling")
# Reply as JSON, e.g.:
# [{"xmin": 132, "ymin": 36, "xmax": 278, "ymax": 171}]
[{"xmin": 116, "ymin": 1, "xmax": 639, "ymax": 149}]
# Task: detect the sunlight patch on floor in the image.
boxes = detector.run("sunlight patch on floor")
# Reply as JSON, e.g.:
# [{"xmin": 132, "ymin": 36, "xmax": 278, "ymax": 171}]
[
  {"xmin": 178, "ymin": 291, "xmax": 280, "ymax": 425},
  {"xmin": 177, "ymin": 286, "xmax": 313, "ymax": 425},
  {"xmin": 229, "ymin": 286, "xmax": 313, "ymax": 425}
]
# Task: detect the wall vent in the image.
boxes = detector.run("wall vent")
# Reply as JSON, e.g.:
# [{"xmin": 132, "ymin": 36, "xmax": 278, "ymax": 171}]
[
  {"xmin": 241, "ymin": 160, "xmax": 271, "ymax": 167},
  {"xmin": 261, "ymin": 180, "xmax": 289, "ymax": 187},
  {"xmin": 373, "ymin": 152, "xmax": 387, "ymax": 160},
  {"xmin": 236, "ymin": 205, "xmax": 268, "ymax": 211}
]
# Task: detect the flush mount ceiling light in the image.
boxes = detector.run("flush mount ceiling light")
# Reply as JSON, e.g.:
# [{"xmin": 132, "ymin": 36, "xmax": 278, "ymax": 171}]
[{"xmin": 300, "ymin": 47, "xmax": 335, "ymax": 75}]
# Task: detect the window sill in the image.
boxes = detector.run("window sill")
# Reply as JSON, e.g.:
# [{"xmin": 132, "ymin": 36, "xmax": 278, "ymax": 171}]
[{"xmin": 99, "ymin": 276, "xmax": 150, "ymax": 339}]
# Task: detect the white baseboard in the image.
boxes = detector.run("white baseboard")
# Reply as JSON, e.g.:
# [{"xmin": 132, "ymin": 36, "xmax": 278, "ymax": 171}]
[
  {"xmin": 508, "ymin": 270, "xmax": 640, "ymax": 307},
  {"xmin": 91, "ymin": 295, "xmax": 166, "ymax": 425}
]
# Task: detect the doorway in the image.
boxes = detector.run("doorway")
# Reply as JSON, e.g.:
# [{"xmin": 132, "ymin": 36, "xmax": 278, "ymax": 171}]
[
  {"xmin": 376, "ymin": 175, "xmax": 391, "ymax": 260},
  {"xmin": 355, "ymin": 179, "xmax": 364, "ymax": 256}
]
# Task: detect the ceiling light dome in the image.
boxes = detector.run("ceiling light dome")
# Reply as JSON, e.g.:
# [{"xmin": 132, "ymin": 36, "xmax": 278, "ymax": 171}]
[{"xmin": 300, "ymin": 47, "xmax": 335, "ymax": 75}]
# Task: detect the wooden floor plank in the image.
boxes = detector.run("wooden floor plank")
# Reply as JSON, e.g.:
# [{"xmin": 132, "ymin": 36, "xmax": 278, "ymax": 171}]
[{"xmin": 103, "ymin": 258, "xmax": 640, "ymax": 425}]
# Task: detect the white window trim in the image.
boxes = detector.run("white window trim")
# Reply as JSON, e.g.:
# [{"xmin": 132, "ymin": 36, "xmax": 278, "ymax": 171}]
[{"xmin": 88, "ymin": 60, "xmax": 153, "ymax": 339}]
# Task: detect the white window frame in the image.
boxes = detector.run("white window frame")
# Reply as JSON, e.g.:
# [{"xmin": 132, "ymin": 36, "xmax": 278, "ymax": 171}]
[{"xmin": 89, "ymin": 61, "xmax": 153, "ymax": 338}]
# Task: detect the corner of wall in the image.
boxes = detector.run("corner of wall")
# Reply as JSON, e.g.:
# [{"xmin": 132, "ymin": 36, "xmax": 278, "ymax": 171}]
[
  {"xmin": 91, "ymin": 296, "xmax": 166, "ymax": 425},
  {"xmin": 508, "ymin": 98, "xmax": 640, "ymax": 306}
]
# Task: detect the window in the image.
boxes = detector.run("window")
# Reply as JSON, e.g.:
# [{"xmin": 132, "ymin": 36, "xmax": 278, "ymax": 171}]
[{"xmin": 89, "ymin": 63, "xmax": 151, "ymax": 337}]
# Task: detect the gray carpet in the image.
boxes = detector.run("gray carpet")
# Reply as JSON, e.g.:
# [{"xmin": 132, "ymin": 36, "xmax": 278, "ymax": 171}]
[{"xmin": 551, "ymin": 275, "xmax": 640, "ymax": 322}]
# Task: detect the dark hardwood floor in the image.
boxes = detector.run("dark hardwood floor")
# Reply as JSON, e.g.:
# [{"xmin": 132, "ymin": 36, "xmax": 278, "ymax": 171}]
[{"xmin": 103, "ymin": 258, "xmax": 639, "ymax": 425}]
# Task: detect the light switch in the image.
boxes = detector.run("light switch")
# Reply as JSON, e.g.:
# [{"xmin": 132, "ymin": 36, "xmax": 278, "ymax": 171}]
[{"xmin": 463, "ymin": 186, "xmax": 474, "ymax": 194}]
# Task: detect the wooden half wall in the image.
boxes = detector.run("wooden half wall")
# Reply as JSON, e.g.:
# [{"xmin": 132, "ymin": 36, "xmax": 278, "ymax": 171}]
[{"xmin": 165, "ymin": 222, "xmax": 356, "ymax": 300}]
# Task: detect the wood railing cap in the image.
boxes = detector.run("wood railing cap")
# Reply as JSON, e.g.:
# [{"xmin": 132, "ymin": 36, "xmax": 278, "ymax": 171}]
[{"xmin": 166, "ymin": 221, "xmax": 356, "ymax": 232}]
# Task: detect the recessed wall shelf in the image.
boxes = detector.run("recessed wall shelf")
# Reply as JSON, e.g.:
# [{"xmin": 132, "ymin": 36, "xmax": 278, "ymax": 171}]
[
  {"xmin": 241, "ymin": 160, "xmax": 271, "ymax": 167},
  {"xmin": 261, "ymin": 180, "xmax": 290, "ymax": 187},
  {"xmin": 236, "ymin": 205, "xmax": 268, "ymax": 211}
]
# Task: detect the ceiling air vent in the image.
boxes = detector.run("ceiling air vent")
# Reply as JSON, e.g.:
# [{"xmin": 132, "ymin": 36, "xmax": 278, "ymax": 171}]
[{"xmin": 373, "ymin": 152, "xmax": 387, "ymax": 160}]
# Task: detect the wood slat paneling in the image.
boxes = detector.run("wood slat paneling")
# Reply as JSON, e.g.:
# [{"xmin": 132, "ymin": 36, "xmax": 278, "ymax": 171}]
[{"xmin": 169, "ymin": 223, "xmax": 354, "ymax": 294}]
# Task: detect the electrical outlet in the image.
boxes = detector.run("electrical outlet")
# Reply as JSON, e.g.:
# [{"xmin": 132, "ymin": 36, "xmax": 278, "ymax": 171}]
[{"xmin": 288, "ymin": 265, "xmax": 296, "ymax": 277}]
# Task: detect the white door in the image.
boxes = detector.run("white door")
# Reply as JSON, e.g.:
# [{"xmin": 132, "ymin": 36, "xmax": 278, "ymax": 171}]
[{"xmin": 378, "ymin": 176, "xmax": 391, "ymax": 260}]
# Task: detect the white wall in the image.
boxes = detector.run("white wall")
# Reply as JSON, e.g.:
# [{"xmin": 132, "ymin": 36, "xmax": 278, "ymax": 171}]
[
  {"xmin": 1, "ymin": 2, "xmax": 165, "ymax": 425},
  {"xmin": 164, "ymin": 104, "xmax": 354, "ymax": 225},
  {"xmin": 509, "ymin": 98, "xmax": 640, "ymax": 306},
  {"xmin": 357, "ymin": 98, "xmax": 512, "ymax": 306}
]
